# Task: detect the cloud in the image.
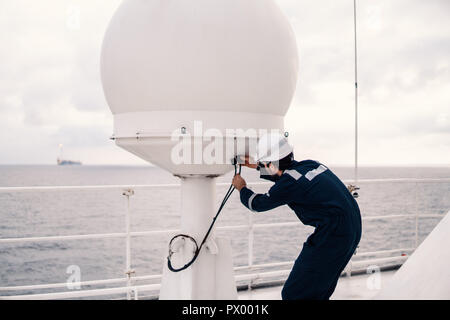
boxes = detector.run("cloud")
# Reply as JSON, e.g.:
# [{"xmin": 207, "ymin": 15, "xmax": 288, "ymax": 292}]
[
  {"xmin": 278, "ymin": 0, "xmax": 450, "ymax": 166},
  {"xmin": 0, "ymin": 0, "xmax": 130, "ymax": 164},
  {"xmin": 0, "ymin": 0, "xmax": 449, "ymax": 165}
]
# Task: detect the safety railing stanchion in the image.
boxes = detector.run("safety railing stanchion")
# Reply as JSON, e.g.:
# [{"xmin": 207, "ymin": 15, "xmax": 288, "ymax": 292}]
[
  {"xmin": 414, "ymin": 182, "xmax": 419, "ymax": 248},
  {"xmin": 122, "ymin": 188, "xmax": 135, "ymax": 300},
  {"xmin": 248, "ymin": 211, "xmax": 254, "ymax": 292}
]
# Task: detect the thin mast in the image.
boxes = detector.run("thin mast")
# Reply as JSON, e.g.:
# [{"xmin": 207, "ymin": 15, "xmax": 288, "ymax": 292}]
[{"xmin": 353, "ymin": 0, "xmax": 359, "ymax": 185}]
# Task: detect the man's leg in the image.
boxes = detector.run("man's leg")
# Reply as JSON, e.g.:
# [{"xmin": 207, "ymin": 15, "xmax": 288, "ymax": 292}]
[
  {"xmin": 281, "ymin": 264, "xmax": 322, "ymax": 300},
  {"xmin": 320, "ymin": 256, "xmax": 350, "ymax": 300},
  {"xmin": 320, "ymin": 233, "xmax": 361, "ymax": 300},
  {"xmin": 281, "ymin": 244, "xmax": 324, "ymax": 300}
]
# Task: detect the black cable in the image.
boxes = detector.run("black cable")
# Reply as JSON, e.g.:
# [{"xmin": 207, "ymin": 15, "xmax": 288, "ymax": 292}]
[{"xmin": 167, "ymin": 161, "xmax": 241, "ymax": 272}]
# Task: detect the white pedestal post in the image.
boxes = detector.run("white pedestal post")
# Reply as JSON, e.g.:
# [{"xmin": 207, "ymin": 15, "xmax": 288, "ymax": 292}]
[{"xmin": 159, "ymin": 177, "xmax": 237, "ymax": 300}]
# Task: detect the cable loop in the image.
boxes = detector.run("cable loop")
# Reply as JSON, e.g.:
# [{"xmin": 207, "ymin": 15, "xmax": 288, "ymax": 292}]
[{"xmin": 167, "ymin": 161, "xmax": 241, "ymax": 272}]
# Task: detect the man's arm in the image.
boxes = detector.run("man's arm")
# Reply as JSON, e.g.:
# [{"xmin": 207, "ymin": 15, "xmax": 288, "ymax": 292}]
[
  {"xmin": 232, "ymin": 174, "xmax": 296, "ymax": 213},
  {"xmin": 239, "ymin": 186, "xmax": 287, "ymax": 212}
]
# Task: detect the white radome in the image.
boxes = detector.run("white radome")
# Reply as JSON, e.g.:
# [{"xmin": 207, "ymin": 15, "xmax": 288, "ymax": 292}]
[
  {"xmin": 101, "ymin": 0, "xmax": 300, "ymax": 299},
  {"xmin": 101, "ymin": 0, "xmax": 299, "ymax": 175}
]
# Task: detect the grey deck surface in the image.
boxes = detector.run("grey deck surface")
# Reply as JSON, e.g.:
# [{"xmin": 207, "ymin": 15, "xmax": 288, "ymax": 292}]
[{"xmin": 238, "ymin": 270, "xmax": 396, "ymax": 300}]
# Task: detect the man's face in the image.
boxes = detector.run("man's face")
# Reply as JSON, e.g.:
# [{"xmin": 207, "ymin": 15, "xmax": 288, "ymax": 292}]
[{"xmin": 259, "ymin": 162, "xmax": 279, "ymax": 176}]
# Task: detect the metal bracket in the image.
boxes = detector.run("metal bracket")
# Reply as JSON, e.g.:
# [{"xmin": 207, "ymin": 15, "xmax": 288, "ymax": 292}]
[
  {"xmin": 347, "ymin": 184, "xmax": 360, "ymax": 198},
  {"xmin": 125, "ymin": 269, "xmax": 136, "ymax": 277},
  {"xmin": 122, "ymin": 189, "xmax": 135, "ymax": 197},
  {"xmin": 205, "ymin": 238, "xmax": 219, "ymax": 255}
]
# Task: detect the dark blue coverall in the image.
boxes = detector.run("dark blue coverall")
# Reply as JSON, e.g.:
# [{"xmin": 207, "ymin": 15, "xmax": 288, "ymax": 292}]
[{"xmin": 239, "ymin": 160, "xmax": 362, "ymax": 300}]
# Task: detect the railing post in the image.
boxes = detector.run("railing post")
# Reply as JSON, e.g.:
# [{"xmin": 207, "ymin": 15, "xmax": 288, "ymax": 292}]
[
  {"xmin": 414, "ymin": 182, "xmax": 419, "ymax": 248},
  {"xmin": 345, "ymin": 259, "xmax": 353, "ymax": 278},
  {"xmin": 248, "ymin": 211, "xmax": 254, "ymax": 292},
  {"xmin": 122, "ymin": 188, "xmax": 135, "ymax": 300}
]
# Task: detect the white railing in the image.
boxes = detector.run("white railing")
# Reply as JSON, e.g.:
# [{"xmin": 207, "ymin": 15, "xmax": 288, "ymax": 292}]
[{"xmin": 0, "ymin": 178, "xmax": 449, "ymax": 300}]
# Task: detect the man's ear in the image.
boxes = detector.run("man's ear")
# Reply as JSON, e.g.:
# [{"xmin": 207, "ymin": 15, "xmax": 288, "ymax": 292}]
[{"xmin": 268, "ymin": 163, "xmax": 278, "ymax": 174}]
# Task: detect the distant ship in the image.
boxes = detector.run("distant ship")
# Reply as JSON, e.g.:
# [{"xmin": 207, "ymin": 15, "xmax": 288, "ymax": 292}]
[
  {"xmin": 57, "ymin": 158, "xmax": 82, "ymax": 166},
  {"xmin": 57, "ymin": 144, "xmax": 82, "ymax": 165}
]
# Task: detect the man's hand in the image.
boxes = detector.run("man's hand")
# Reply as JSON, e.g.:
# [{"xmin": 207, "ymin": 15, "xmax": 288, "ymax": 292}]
[
  {"xmin": 239, "ymin": 155, "xmax": 258, "ymax": 169},
  {"xmin": 232, "ymin": 174, "xmax": 247, "ymax": 191}
]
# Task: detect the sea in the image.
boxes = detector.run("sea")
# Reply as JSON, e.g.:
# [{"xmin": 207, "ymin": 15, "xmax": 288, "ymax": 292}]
[{"xmin": 0, "ymin": 165, "xmax": 449, "ymax": 297}]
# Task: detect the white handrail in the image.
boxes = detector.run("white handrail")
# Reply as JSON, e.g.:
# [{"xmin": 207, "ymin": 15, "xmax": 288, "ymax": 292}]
[
  {"xmin": 1, "ymin": 253, "xmax": 409, "ymax": 300},
  {"xmin": 0, "ymin": 247, "xmax": 409, "ymax": 292},
  {"xmin": 0, "ymin": 274, "xmax": 163, "ymax": 292},
  {"xmin": 353, "ymin": 247, "xmax": 413, "ymax": 257},
  {"xmin": 0, "ymin": 177, "xmax": 448, "ymax": 193},
  {"xmin": 351, "ymin": 255, "xmax": 408, "ymax": 268},
  {"xmin": 2, "ymin": 283, "xmax": 161, "ymax": 300},
  {"xmin": 0, "ymin": 179, "xmax": 448, "ymax": 300},
  {"xmin": 0, "ymin": 215, "xmax": 443, "ymax": 244}
]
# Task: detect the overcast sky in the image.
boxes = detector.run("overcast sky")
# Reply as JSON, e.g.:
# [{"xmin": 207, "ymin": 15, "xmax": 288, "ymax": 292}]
[{"xmin": 0, "ymin": 0, "xmax": 449, "ymax": 166}]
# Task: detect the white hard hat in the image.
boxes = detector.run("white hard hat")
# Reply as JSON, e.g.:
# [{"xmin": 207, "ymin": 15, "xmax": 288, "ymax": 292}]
[{"xmin": 256, "ymin": 132, "xmax": 293, "ymax": 162}]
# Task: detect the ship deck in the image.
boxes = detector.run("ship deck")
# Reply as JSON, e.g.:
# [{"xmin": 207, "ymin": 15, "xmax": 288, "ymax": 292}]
[{"xmin": 238, "ymin": 270, "xmax": 395, "ymax": 300}]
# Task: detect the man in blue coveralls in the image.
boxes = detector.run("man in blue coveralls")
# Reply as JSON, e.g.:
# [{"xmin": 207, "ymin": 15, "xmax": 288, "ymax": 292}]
[{"xmin": 232, "ymin": 133, "xmax": 362, "ymax": 300}]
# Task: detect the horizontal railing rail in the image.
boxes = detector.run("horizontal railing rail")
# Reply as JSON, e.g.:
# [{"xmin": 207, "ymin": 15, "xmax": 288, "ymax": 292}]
[
  {"xmin": 0, "ymin": 246, "xmax": 415, "ymax": 292},
  {"xmin": 0, "ymin": 177, "xmax": 449, "ymax": 193},
  {"xmin": 0, "ymin": 214, "xmax": 444, "ymax": 244},
  {"xmin": 0, "ymin": 178, "xmax": 448, "ymax": 299}
]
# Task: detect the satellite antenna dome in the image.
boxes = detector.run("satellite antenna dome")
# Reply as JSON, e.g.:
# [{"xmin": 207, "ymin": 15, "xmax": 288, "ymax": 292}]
[
  {"xmin": 101, "ymin": 0, "xmax": 299, "ymax": 175},
  {"xmin": 101, "ymin": 0, "xmax": 298, "ymax": 116},
  {"xmin": 100, "ymin": 0, "xmax": 300, "ymax": 300}
]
